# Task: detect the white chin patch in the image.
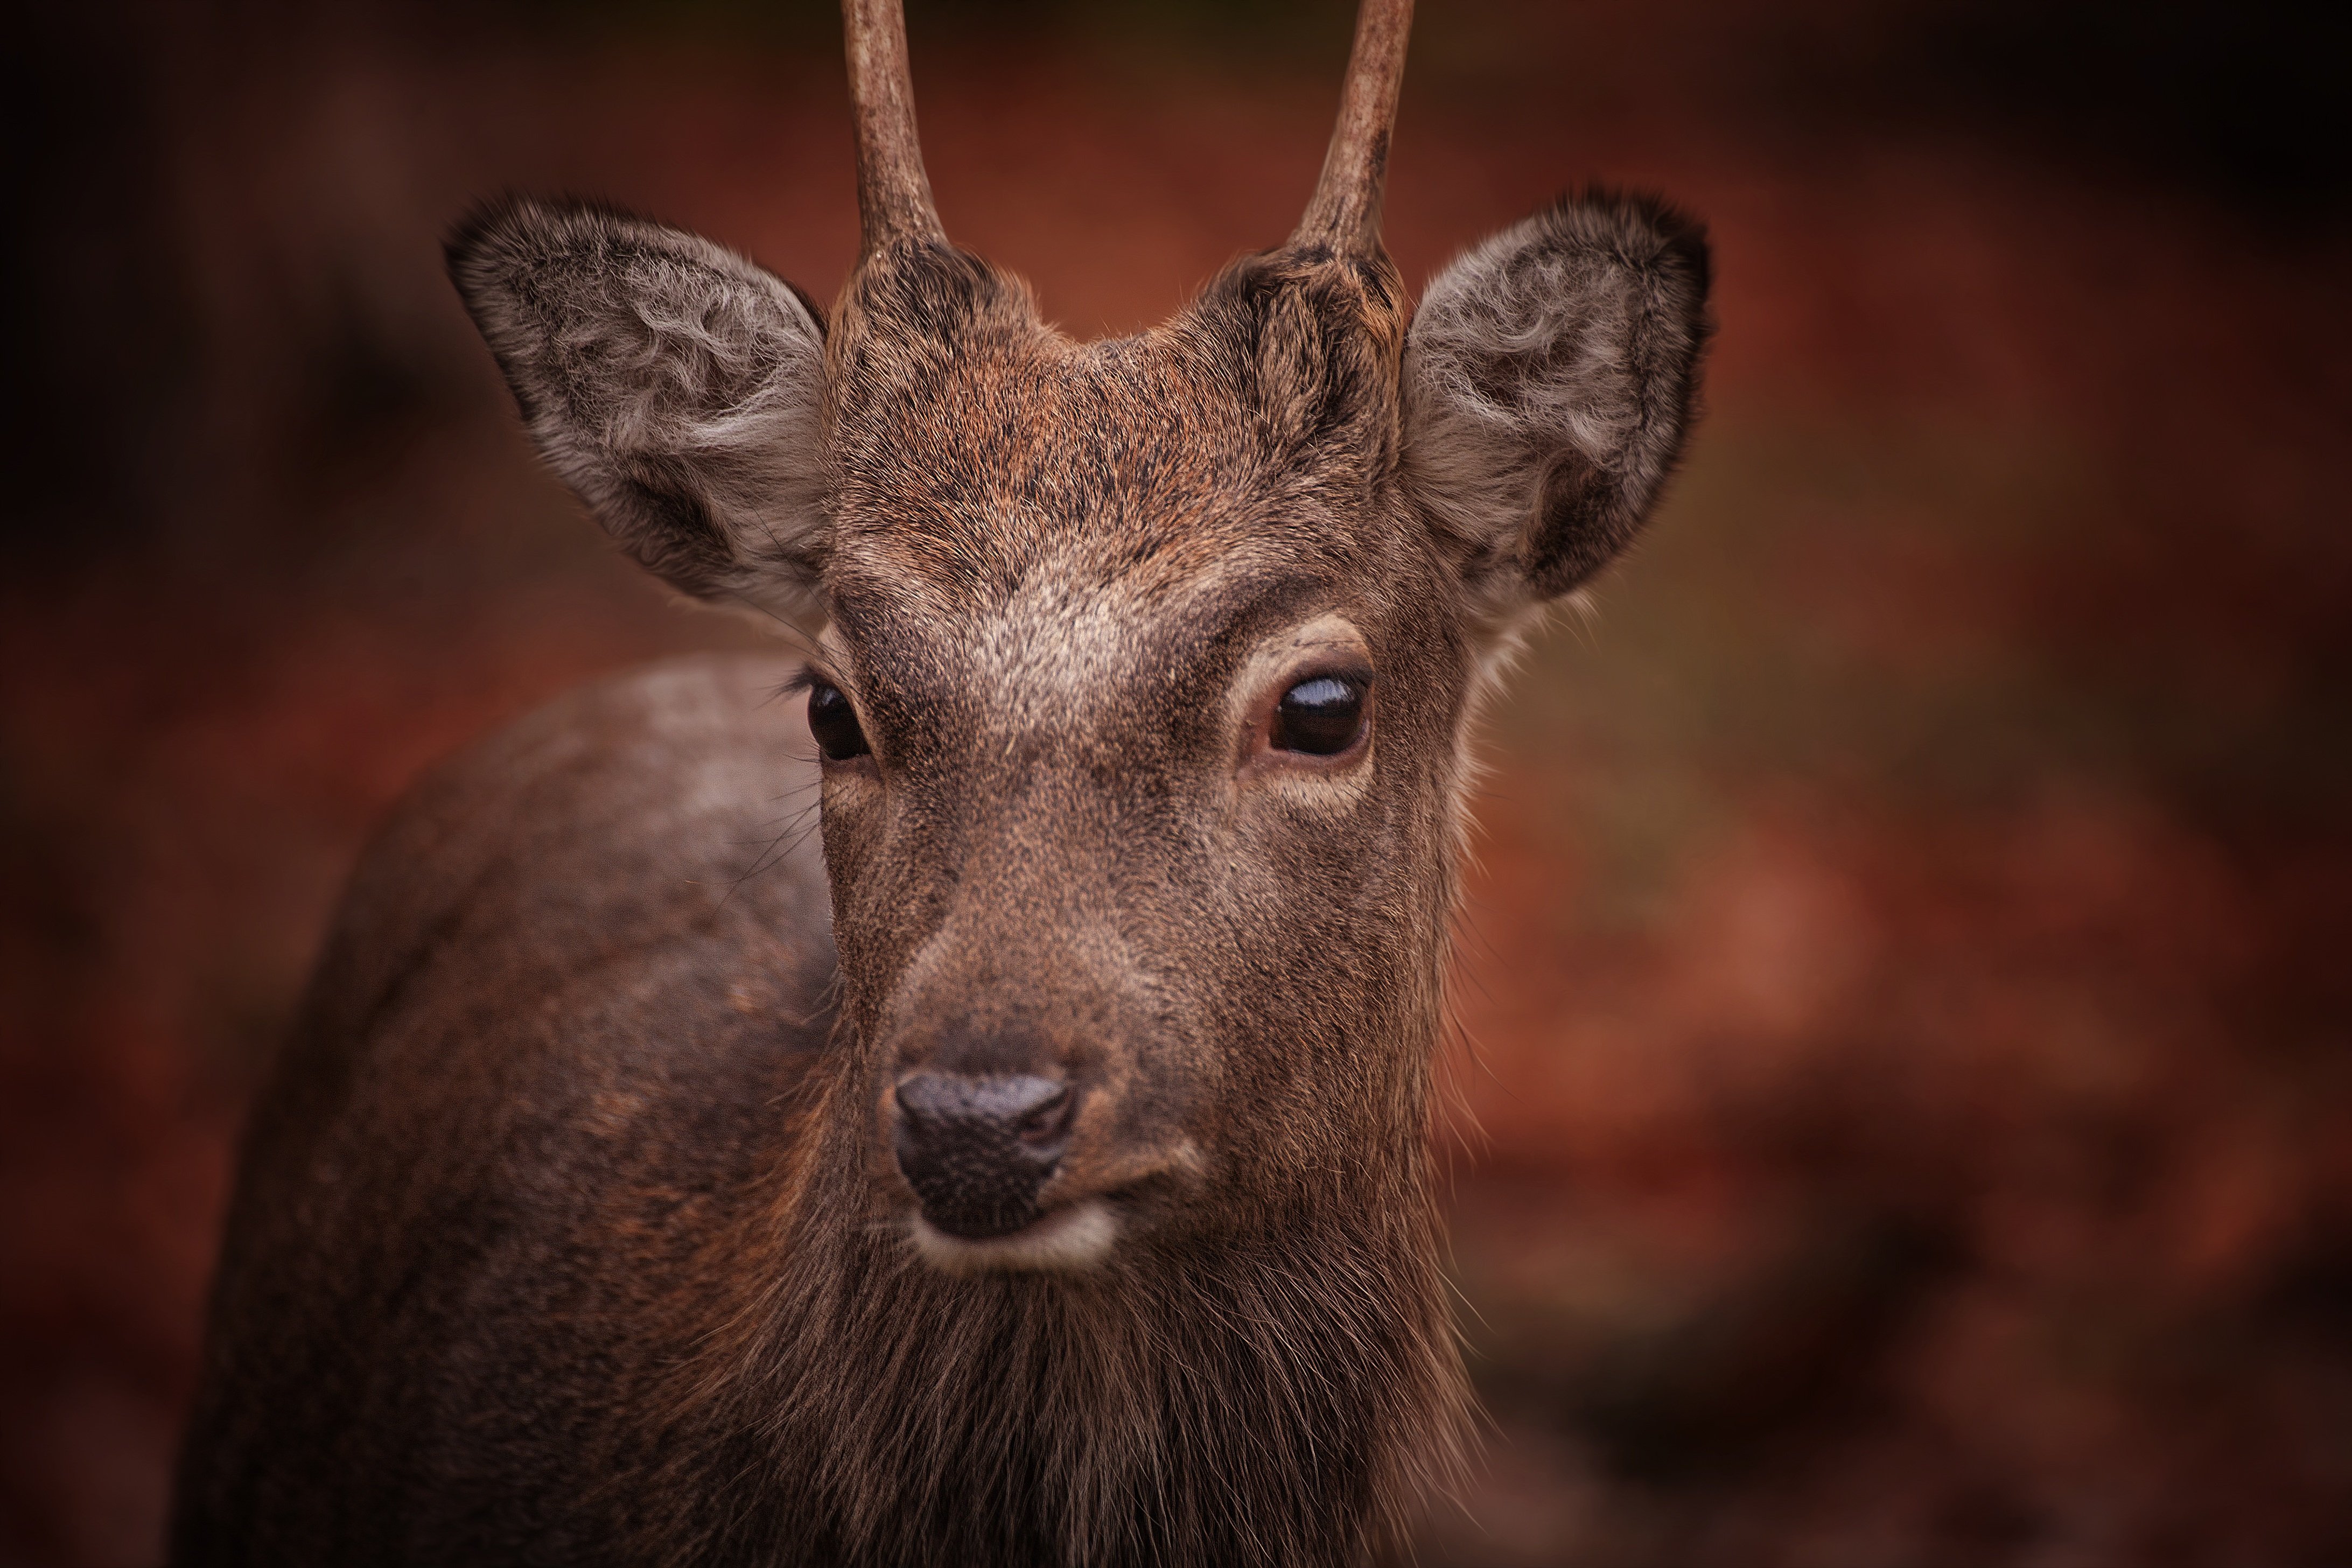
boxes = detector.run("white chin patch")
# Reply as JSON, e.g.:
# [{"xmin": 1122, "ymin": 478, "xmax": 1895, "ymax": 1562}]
[{"xmin": 911, "ymin": 1200, "xmax": 1120, "ymax": 1276}]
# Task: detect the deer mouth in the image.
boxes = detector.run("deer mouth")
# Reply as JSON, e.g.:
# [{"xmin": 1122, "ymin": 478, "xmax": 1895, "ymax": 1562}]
[
  {"xmin": 897, "ymin": 1140, "xmax": 1210, "ymax": 1276},
  {"xmin": 908, "ymin": 1197, "xmax": 1121, "ymax": 1276}
]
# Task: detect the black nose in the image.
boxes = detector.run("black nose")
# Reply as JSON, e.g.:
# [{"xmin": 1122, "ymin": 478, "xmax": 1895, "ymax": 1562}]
[{"xmin": 892, "ymin": 1074, "xmax": 1075, "ymax": 1240}]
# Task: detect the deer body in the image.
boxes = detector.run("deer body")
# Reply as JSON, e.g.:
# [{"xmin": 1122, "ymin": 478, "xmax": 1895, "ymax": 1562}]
[{"xmin": 173, "ymin": 2, "xmax": 1712, "ymax": 1562}]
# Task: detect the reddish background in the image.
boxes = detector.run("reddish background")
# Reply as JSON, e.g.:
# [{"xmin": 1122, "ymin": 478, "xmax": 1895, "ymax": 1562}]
[{"xmin": 5, "ymin": 1, "xmax": 2348, "ymax": 1562}]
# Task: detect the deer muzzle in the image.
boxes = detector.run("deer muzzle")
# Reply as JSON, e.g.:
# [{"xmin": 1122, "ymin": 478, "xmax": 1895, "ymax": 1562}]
[{"xmin": 891, "ymin": 1072, "xmax": 1078, "ymax": 1238}]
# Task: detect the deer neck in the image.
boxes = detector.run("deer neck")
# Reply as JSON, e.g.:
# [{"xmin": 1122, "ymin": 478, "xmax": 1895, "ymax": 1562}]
[{"xmin": 692, "ymin": 1028, "xmax": 1466, "ymax": 1565}]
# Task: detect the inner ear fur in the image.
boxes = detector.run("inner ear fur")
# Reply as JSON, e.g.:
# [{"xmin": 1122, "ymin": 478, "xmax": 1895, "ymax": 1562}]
[
  {"xmin": 447, "ymin": 197, "xmax": 830, "ymax": 625},
  {"xmin": 1403, "ymin": 192, "xmax": 1713, "ymax": 614}
]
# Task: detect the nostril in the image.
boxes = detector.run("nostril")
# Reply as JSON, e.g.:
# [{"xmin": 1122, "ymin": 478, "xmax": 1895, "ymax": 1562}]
[{"xmin": 1014, "ymin": 1084, "xmax": 1074, "ymax": 1147}]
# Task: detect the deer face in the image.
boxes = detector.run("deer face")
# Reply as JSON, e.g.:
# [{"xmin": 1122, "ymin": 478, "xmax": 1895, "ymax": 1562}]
[
  {"xmin": 450, "ymin": 1, "xmax": 1709, "ymax": 1277},
  {"xmin": 804, "ymin": 246, "xmax": 1474, "ymax": 1271}
]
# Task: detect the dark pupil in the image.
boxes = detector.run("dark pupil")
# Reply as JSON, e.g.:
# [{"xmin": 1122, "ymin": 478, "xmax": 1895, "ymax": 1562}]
[
  {"xmin": 1272, "ymin": 676, "xmax": 1365, "ymax": 756},
  {"xmin": 807, "ymin": 682, "xmax": 870, "ymax": 761}
]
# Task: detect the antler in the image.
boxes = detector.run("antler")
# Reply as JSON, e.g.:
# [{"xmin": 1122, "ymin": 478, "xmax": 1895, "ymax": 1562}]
[
  {"xmin": 843, "ymin": 0, "xmax": 944, "ymax": 255},
  {"xmin": 1292, "ymin": 0, "xmax": 1415, "ymax": 254}
]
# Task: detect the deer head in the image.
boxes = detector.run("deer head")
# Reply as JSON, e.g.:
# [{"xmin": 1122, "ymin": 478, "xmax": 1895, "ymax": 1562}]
[{"xmin": 448, "ymin": 0, "xmax": 1705, "ymax": 1374}]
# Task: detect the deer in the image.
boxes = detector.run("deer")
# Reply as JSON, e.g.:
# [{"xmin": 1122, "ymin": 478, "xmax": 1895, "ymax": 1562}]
[{"xmin": 169, "ymin": 0, "xmax": 1710, "ymax": 1562}]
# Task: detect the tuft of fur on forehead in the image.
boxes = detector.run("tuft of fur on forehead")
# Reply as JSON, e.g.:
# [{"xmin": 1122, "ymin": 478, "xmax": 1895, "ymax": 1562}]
[
  {"xmin": 818, "ymin": 240, "xmax": 1420, "ymax": 615},
  {"xmin": 1181, "ymin": 246, "xmax": 1410, "ymax": 473}
]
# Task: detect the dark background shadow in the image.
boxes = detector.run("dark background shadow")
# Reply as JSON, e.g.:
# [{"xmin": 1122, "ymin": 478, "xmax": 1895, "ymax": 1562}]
[{"xmin": 5, "ymin": 1, "xmax": 2348, "ymax": 1562}]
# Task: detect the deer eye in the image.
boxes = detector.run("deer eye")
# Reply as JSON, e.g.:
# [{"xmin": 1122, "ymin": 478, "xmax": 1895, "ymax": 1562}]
[
  {"xmin": 1270, "ymin": 674, "xmax": 1368, "ymax": 757},
  {"xmin": 807, "ymin": 681, "xmax": 870, "ymax": 762}
]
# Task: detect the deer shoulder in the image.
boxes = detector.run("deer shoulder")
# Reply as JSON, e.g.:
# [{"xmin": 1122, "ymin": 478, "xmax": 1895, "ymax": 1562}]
[{"xmin": 176, "ymin": 656, "xmax": 834, "ymax": 1562}]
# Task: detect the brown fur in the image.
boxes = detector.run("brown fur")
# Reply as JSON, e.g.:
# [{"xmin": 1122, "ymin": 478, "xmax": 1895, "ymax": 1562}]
[{"xmin": 172, "ymin": 4, "xmax": 1712, "ymax": 1563}]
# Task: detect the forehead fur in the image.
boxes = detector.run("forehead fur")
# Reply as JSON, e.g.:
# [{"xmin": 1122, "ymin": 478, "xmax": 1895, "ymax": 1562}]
[{"xmin": 822, "ymin": 241, "xmax": 1412, "ymax": 622}]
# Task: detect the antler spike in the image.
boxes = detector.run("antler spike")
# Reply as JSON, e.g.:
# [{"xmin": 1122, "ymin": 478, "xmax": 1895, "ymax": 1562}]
[
  {"xmin": 843, "ymin": 0, "xmax": 944, "ymax": 255},
  {"xmin": 1292, "ymin": 0, "xmax": 1415, "ymax": 254}
]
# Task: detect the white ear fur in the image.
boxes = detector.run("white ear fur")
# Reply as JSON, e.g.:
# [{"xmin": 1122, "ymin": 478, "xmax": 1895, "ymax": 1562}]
[
  {"xmin": 447, "ymin": 198, "xmax": 829, "ymax": 627},
  {"xmin": 1403, "ymin": 193, "xmax": 1712, "ymax": 629}
]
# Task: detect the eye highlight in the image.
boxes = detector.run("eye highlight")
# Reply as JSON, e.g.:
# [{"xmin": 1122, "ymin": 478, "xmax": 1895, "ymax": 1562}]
[
  {"xmin": 806, "ymin": 680, "xmax": 871, "ymax": 762},
  {"xmin": 1269, "ymin": 673, "xmax": 1369, "ymax": 757}
]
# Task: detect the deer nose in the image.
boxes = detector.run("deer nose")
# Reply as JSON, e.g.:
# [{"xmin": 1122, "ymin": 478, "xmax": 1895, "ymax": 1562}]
[{"xmin": 892, "ymin": 1074, "xmax": 1077, "ymax": 1239}]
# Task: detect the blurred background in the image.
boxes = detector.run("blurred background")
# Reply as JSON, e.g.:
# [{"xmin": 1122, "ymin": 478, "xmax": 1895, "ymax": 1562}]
[{"xmin": 5, "ymin": 0, "xmax": 2348, "ymax": 1562}]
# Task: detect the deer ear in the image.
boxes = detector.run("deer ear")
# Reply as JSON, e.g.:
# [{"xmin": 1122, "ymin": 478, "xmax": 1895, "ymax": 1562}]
[
  {"xmin": 447, "ymin": 198, "xmax": 830, "ymax": 625},
  {"xmin": 1403, "ymin": 193, "xmax": 1712, "ymax": 620}
]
